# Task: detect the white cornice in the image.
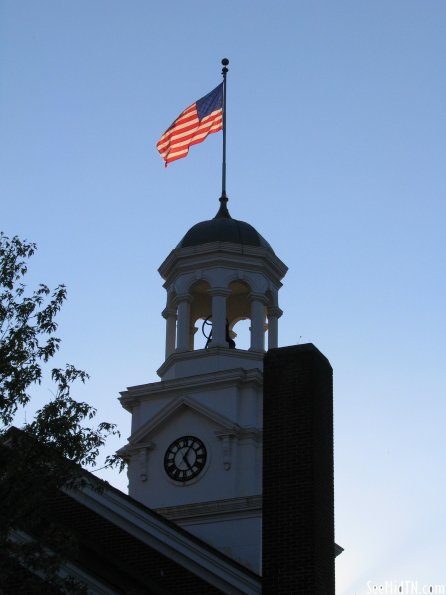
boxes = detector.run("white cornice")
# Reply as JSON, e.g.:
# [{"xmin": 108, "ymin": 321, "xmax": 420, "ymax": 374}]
[
  {"xmin": 156, "ymin": 495, "xmax": 262, "ymax": 522},
  {"xmin": 156, "ymin": 348, "xmax": 264, "ymax": 381},
  {"xmin": 66, "ymin": 485, "xmax": 261, "ymax": 594},
  {"xmin": 120, "ymin": 365, "xmax": 263, "ymax": 411},
  {"xmin": 158, "ymin": 242, "xmax": 287, "ymax": 288}
]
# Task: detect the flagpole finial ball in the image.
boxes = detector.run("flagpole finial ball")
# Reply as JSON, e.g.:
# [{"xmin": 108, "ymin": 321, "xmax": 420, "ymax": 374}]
[{"xmin": 221, "ymin": 58, "xmax": 229, "ymax": 66}]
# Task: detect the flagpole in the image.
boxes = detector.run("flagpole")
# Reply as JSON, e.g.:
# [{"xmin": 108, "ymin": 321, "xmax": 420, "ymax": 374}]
[{"xmin": 221, "ymin": 58, "xmax": 229, "ymax": 201}]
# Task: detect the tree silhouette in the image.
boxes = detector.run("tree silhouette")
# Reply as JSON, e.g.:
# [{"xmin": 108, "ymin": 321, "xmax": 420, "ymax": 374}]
[{"xmin": 0, "ymin": 232, "xmax": 123, "ymax": 593}]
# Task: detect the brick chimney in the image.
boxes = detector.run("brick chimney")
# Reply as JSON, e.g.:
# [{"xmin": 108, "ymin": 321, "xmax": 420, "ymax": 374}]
[{"xmin": 262, "ymin": 344, "xmax": 335, "ymax": 594}]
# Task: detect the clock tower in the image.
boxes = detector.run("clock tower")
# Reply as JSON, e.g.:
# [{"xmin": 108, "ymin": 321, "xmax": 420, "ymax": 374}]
[{"xmin": 119, "ymin": 196, "xmax": 287, "ymax": 572}]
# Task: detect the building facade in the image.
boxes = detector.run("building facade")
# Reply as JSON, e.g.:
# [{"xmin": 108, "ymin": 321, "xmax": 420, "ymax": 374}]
[
  {"xmin": 6, "ymin": 198, "xmax": 337, "ymax": 593},
  {"xmin": 116, "ymin": 196, "xmax": 338, "ymax": 593}
]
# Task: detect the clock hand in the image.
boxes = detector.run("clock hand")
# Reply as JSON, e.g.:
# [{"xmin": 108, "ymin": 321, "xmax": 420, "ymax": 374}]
[
  {"xmin": 183, "ymin": 458, "xmax": 193, "ymax": 471},
  {"xmin": 181, "ymin": 446, "xmax": 193, "ymax": 470}
]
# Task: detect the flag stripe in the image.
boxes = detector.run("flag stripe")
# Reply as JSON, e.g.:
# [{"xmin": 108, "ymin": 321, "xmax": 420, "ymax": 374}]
[
  {"xmin": 157, "ymin": 109, "xmax": 199, "ymax": 141},
  {"xmin": 157, "ymin": 110, "xmax": 222, "ymax": 163},
  {"xmin": 156, "ymin": 83, "xmax": 223, "ymax": 166},
  {"xmin": 158, "ymin": 111, "xmax": 223, "ymax": 151},
  {"xmin": 157, "ymin": 110, "xmax": 222, "ymax": 149}
]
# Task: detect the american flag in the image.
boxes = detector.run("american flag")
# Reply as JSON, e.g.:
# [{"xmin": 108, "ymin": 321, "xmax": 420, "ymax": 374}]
[{"xmin": 157, "ymin": 83, "xmax": 223, "ymax": 166}]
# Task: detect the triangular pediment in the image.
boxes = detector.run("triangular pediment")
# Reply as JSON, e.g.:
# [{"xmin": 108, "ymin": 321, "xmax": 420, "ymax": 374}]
[{"xmin": 126, "ymin": 396, "xmax": 241, "ymax": 448}]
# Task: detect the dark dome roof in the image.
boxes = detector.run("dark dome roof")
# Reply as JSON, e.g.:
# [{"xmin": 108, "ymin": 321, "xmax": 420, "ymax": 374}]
[{"xmin": 177, "ymin": 197, "xmax": 273, "ymax": 252}]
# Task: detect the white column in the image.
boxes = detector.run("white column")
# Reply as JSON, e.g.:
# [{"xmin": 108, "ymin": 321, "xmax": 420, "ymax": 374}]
[
  {"xmin": 190, "ymin": 325, "xmax": 198, "ymax": 351},
  {"xmin": 175, "ymin": 294, "xmax": 192, "ymax": 352},
  {"xmin": 162, "ymin": 307, "xmax": 177, "ymax": 359},
  {"xmin": 267, "ymin": 306, "xmax": 283, "ymax": 350},
  {"xmin": 250, "ymin": 293, "xmax": 267, "ymax": 352},
  {"xmin": 208, "ymin": 288, "xmax": 231, "ymax": 348}
]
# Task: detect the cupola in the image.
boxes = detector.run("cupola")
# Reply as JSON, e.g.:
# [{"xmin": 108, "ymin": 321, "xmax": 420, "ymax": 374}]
[{"xmin": 157, "ymin": 196, "xmax": 287, "ymax": 380}]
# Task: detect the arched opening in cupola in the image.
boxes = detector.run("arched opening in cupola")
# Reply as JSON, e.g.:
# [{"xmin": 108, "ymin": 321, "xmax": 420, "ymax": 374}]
[
  {"xmin": 189, "ymin": 280, "xmax": 212, "ymax": 351},
  {"xmin": 227, "ymin": 280, "xmax": 255, "ymax": 351}
]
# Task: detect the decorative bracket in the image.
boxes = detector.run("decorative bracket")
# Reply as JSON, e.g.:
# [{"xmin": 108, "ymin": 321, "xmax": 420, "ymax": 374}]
[
  {"xmin": 124, "ymin": 441, "xmax": 156, "ymax": 482},
  {"xmin": 215, "ymin": 431, "xmax": 236, "ymax": 471},
  {"xmin": 142, "ymin": 442, "xmax": 156, "ymax": 482}
]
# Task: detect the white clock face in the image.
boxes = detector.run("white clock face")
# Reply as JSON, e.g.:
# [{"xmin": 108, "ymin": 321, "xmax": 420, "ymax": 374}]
[{"xmin": 164, "ymin": 436, "xmax": 207, "ymax": 482}]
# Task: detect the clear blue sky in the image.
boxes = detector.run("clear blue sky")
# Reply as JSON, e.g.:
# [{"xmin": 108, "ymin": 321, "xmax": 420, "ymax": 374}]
[{"xmin": 1, "ymin": 1, "xmax": 445, "ymax": 592}]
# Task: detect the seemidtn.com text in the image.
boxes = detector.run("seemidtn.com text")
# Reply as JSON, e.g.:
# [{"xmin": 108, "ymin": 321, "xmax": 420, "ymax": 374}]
[{"xmin": 367, "ymin": 581, "xmax": 445, "ymax": 594}]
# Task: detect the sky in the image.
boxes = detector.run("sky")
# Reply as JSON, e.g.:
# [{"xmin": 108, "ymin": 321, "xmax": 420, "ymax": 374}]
[{"xmin": 1, "ymin": 1, "xmax": 445, "ymax": 592}]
